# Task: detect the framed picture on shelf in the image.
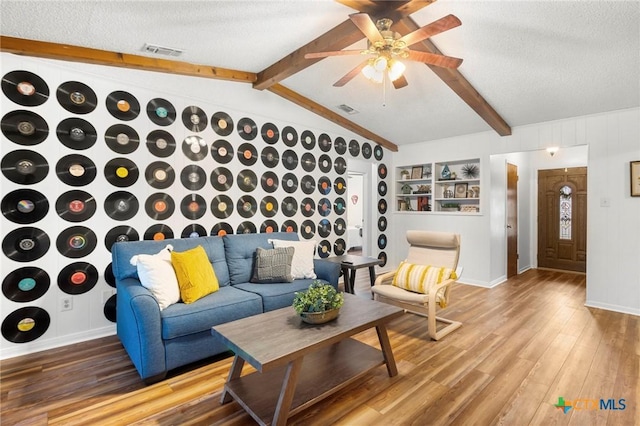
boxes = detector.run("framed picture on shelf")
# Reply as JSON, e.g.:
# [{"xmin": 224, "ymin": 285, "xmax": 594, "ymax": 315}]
[
  {"xmin": 411, "ymin": 166, "xmax": 423, "ymax": 180},
  {"xmin": 454, "ymin": 183, "xmax": 468, "ymax": 198},
  {"xmin": 631, "ymin": 161, "xmax": 640, "ymax": 197}
]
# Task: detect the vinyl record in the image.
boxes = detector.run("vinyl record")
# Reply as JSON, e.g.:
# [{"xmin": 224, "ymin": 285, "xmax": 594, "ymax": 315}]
[
  {"xmin": 318, "ymin": 133, "xmax": 332, "ymax": 152},
  {"xmin": 378, "ymin": 251, "xmax": 388, "ymax": 267},
  {"xmin": 300, "ymin": 130, "xmax": 316, "ymax": 150},
  {"xmin": 300, "ymin": 220, "xmax": 315, "ymax": 239},
  {"xmin": 105, "ymin": 124, "xmax": 140, "ymax": 154},
  {"xmin": 334, "ymin": 197, "xmax": 346, "ymax": 215},
  {"xmin": 334, "ymin": 238, "xmax": 346, "ymax": 256},
  {"xmin": 104, "ymin": 263, "xmax": 116, "ymax": 288},
  {"xmin": 2, "ymin": 267, "xmax": 50, "ymax": 302},
  {"xmin": 281, "ymin": 197, "xmax": 298, "ymax": 217},
  {"xmin": 106, "ymin": 91, "xmax": 140, "ymax": 121},
  {"xmin": 2, "ymin": 227, "xmax": 49, "ymax": 262},
  {"xmin": 1, "ymin": 110, "xmax": 49, "ymax": 145},
  {"xmin": 237, "ymin": 143, "xmax": 258, "ymax": 166},
  {"xmin": 374, "ymin": 145, "xmax": 384, "ymax": 160},
  {"xmin": 145, "ymin": 161, "xmax": 175, "ymax": 189},
  {"xmin": 260, "ymin": 220, "xmax": 278, "ymax": 234},
  {"xmin": 56, "ymin": 154, "xmax": 96, "ymax": 186},
  {"xmin": 334, "ymin": 177, "xmax": 346, "ymax": 195},
  {"xmin": 182, "ymin": 105, "xmax": 208, "ymax": 132},
  {"xmin": 300, "ymin": 197, "xmax": 315, "ymax": 217},
  {"xmin": 361, "ymin": 142, "xmax": 372, "ymax": 159},
  {"xmin": 237, "ymin": 117, "xmax": 257, "ymax": 140},
  {"xmin": 211, "ymin": 111, "xmax": 233, "ymax": 136},
  {"xmin": 2, "ymin": 70, "xmax": 49, "ymax": 106},
  {"xmin": 211, "ymin": 222, "xmax": 233, "ymax": 237},
  {"xmin": 55, "ymin": 190, "xmax": 96, "ymax": 222},
  {"xmin": 237, "ymin": 195, "xmax": 257, "ymax": 218},
  {"xmin": 2, "ymin": 189, "xmax": 49, "ymax": 224},
  {"xmin": 378, "ymin": 216, "xmax": 388, "ymax": 232},
  {"xmin": 281, "ymin": 126, "xmax": 298, "ymax": 147},
  {"xmin": 260, "ymin": 171, "xmax": 279, "ymax": 193},
  {"xmin": 56, "ymin": 226, "xmax": 97, "ymax": 258},
  {"xmin": 56, "ymin": 117, "xmax": 97, "ymax": 150},
  {"xmin": 146, "ymin": 98, "xmax": 176, "ymax": 126},
  {"xmin": 211, "ymin": 195, "xmax": 233, "ymax": 219},
  {"xmin": 210, "ymin": 167, "xmax": 233, "ymax": 191},
  {"xmin": 378, "ymin": 234, "xmax": 388, "ymax": 249},
  {"xmin": 301, "ymin": 153, "xmax": 316, "ymax": 172},
  {"xmin": 260, "ymin": 196, "xmax": 278, "ymax": 217},
  {"xmin": 104, "ymin": 294, "xmax": 117, "ymax": 323},
  {"xmin": 261, "ymin": 122, "xmax": 279, "ymax": 144},
  {"xmin": 261, "ymin": 146, "xmax": 279, "ymax": 168},
  {"xmin": 57, "ymin": 262, "xmax": 98, "ymax": 295},
  {"xmin": 282, "ymin": 173, "xmax": 298, "ymax": 194},
  {"xmin": 378, "ymin": 198, "xmax": 388, "ymax": 214},
  {"xmin": 143, "ymin": 224, "xmax": 174, "ymax": 241},
  {"xmin": 334, "ymin": 218, "xmax": 346, "ymax": 236},
  {"xmin": 334, "ymin": 137, "xmax": 347, "ymax": 155},
  {"xmin": 378, "ymin": 164, "xmax": 388, "ymax": 179},
  {"xmin": 145, "ymin": 193, "xmax": 175, "ymax": 221},
  {"xmin": 282, "ymin": 149, "xmax": 298, "ymax": 170},
  {"xmin": 56, "ymin": 81, "xmax": 97, "ymax": 114},
  {"xmin": 146, "ymin": 130, "xmax": 176, "ymax": 157},
  {"xmin": 318, "ymin": 218, "xmax": 331, "ymax": 238},
  {"xmin": 180, "ymin": 165, "xmax": 206, "ymax": 191},
  {"xmin": 318, "ymin": 198, "xmax": 332, "ymax": 217},
  {"xmin": 2, "ymin": 150, "xmax": 49, "ymax": 185},
  {"xmin": 211, "ymin": 139, "xmax": 234, "ymax": 164},
  {"xmin": 183, "ymin": 224, "xmax": 208, "ymax": 238},
  {"xmin": 281, "ymin": 220, "xmax": 298, "ymax": 233},
  {"xmin": 348, "ymin": 139, "xmax": 360, "ymax": 157},
  {"xmin": 181, "ymin": 194, "xmax": 206, "ymax": 220},
  {"xmin": 1, "ymin": 306, "xmax": 50, "ymax": 343},
  {"xmin": 104, "ymin": 191, "xmax": 139, "ymax": 221},
  {"xmin": 237, "ymin": 169, "xmax": 257, "ymax": 192},
  {"xmin": 318, "ymin": 240, "xmax": 331, "ymax": 258},
  {"xmin": 301, "ymin": 175, "xmax": 315, "ymax": 195},
  {"xmin": 237, "ymin": 221, "xmax": 257, "ymax": 235},
  {"xmin": 104, "ymin": 225, "xmax": 139, "ymax": 251},
  {"xmin": 318, "ymin": 154, "xmax": 332, "ymax": 173},
  {"xmin": 104, "ymin": 157, "xmax": 139, "ymax": 187},
  {"xmin": 182, "ymin": 135, "xmax": 208, "ymax": 161},
  {"xmin": 378, "ymin": 180, "xmax": 387, "ymax": 196},
  {"xmin": 334, "ymin": 157, "xmax": 347, "ymax": 175}
]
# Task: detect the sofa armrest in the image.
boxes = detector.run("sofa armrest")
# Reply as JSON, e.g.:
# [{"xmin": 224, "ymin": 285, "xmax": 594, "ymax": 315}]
[{"xmin": 313, "ymin": 259, "xmax": 341, "ymax": 290}]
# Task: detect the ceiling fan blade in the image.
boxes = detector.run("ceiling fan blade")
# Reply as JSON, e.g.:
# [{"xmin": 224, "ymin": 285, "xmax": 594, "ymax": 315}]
[
  {"xmin": 333, "ymin": 61, "xmax": 368, "ymax": 87},
  {"xmin": 305, "ymin": 50, "xmax": 365, "ymax": 59},
  {"xmin": 392, "ymin": 75, "xmax": 408, "ymax": 89},
  {"xmin": 406, "ymin": 50, "xmax": 463, "ymax": 68},
  {"xmin": 398, "ymin": 14, "xmax": 462, "ymax": 47},
  {"xmin": 349, "ymin": 12, "xmax": 383, "ymax": 44}
]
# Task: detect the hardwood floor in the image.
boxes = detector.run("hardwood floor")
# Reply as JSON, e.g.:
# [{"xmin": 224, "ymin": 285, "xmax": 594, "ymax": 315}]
[{"xmin": 1, "ymin": 269, "xmax": 638, "ymax": 425}]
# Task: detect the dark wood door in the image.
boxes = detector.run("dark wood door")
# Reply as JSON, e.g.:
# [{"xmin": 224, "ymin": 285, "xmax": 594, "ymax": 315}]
[
  {"xmin": 507, "ymin": 163, "xmax": 518, "ymax": 277},
  {"xmin": 538, "ymin": 167, "xmax": 587, "ymax": 272}
]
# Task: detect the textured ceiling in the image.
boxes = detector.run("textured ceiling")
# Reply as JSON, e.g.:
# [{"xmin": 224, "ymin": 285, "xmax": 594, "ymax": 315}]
[{"xmin": 1, "ymin": 0, "xmax": 639, "ymax": 146}]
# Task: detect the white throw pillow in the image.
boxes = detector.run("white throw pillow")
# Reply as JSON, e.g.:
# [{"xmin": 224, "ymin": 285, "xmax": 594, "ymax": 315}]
[
  {"xmin": 269, "ymin": 239, "xmax": 317, "ymax": 279},
  {"xmin": 130, "ymin": 244, "xmax": 180, "ymax": 310}
]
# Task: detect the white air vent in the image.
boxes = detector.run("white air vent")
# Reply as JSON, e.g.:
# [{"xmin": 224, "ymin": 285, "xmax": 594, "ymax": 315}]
[
  {"xmin": 337, "ymin": 104, "xmax": 359, "ymax": 115},
  {"xmin": 142, "ymin": 43, "xmax": 184, "ymax": 57}
]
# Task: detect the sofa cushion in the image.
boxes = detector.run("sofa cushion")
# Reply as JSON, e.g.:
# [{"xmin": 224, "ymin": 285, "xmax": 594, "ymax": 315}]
[
  {"xmin": 269, "ymin": 239, "xmax": 317, "ymax": 279},
  {"xmin": 234, "ymin": 278, "xmax": 328, "ymax": 312},
  {"xmin": 129, "ymin": 244, "xmax": 180, "ymax": 310},
  {"xmin": 251, "ymin": 247, "xmax": 294, "ymax": 283},
  {"xmin": 171, "ymin": 245, "xmax": 219, "ymax": 303}
]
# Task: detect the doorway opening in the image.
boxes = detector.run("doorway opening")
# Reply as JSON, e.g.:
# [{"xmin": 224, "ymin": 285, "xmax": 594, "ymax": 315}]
[{"xmin": 347, "ymin": 172, "xmax": 364, "ymax": 256}]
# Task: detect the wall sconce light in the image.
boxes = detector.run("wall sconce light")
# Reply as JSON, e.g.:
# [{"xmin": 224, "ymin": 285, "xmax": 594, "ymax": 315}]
[{"xmin": 546, "ymin": 147, "xmax": 559, "ymax": 157}]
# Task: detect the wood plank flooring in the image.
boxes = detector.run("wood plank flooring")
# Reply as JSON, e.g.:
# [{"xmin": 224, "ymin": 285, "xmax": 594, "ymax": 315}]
[{"xmin": 1, "ymin": 269, "xmax": 638, "ymax": 425}]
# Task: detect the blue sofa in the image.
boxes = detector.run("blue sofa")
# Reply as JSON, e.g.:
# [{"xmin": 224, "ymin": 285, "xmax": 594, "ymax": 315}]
[{"xmin": 112, "ymin": 232, "xmax": 340, "ymax": 383}]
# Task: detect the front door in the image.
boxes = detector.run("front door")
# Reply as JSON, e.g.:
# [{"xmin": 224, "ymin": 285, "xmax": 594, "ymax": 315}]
[{"xmin": 507, "ymin": 163, "xmax": 518, "ymax": 277}]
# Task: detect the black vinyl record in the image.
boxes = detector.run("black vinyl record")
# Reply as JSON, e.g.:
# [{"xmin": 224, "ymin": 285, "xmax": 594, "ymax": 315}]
[
  {"xmin": 56, "ymin": 117, "xmax": 97, "ymax": 150},
  {"xmin": 334, "ymin": 197, "xmax": 346, "ymax": 215},
  {"xmin": 334, "ymin": 177, "xmax": 346, "ymax": 195},
  {"xmin": 105, "ymin": 226, "xmax": 139, "ymax": 251},
  {"xmin": 145, "ymin": 193, "xmax": 175, "ymax": 221},
  {"xmin": 334, "ymin": 137, "xmax": 347, "ymax": 155},
  {"xmin": 181, "ymin": 165, "xmax": 206, "ymax": 191},
  {"xmin": 378, "ymin": 216, "xmax": 388, "ymax": 232},
  {"xmin": 318, "ymin": 198, "xmax": 332, "ymax": 217},
  {"xmin": 2, "ymin": 70, "xmax": 49, "ymax": 106},
  {"xmin": 237, "ymin": 195, "xmax": 257, "ymax": 218},
  {"xmin": 146, "ymin": 130, "xmax": 176, "ymax": 157},
  {"xmin": 261, "ymin": 146, "xmax": 279, "ymax": 168},
  {"xmin": 260, "ymin": 171, "xmax": 279, "ymax": 193},
  {"xmin": 318, "ymin": 154, "xmax": 332, "ymax": 173},
  {"xmin": 378, "ymin": 198, "xmax": 388, "ymax": 214},
  {"xmin": 56, "ymin": 81, "xmax": 97, "ymax": 114},
  {"xmin": 211, "ymin": 166, "xmax": 233, "ymax": 191},
  {"xmin": 104, "ymin": 263, "xmax": 116, "ymax": 288},
  {"xmin": 237, "ymin": 143, "xmax": 258, "ymax": 166},
  {"xmin": 260, "ymin": 196, "xmax": 278, "ymax": 217},
  {"xmin": 282, "ymin": 173, "xmax": 298, "ymax": 194},
  {"xmin": 182, "ymin": 135, "xmax": 208, "ymax": 161},
  {"xmin": 2, "ymin": 306, "xmax": 50, "ymax": 343},
  {"xmin": 378, "ymin": 163, "xmax": 388, "ymax": 179},
  {"xmin": 183, "ymin": 224, "xmax": 208, "ymax": 239},
  {"xmin": 378, "ymin": 234, "xmax": 388, "ymax": 249},
  {"xmin": 104, "ymin": 294, "xmax": 117, "ymax": 323},
  {"xmin": 1, "ymin": 110, "xmax": 49, "ymax": 145},
  {"xmin": 261, "ymin": 122, "xmax": 279, "ymax": 144},
  {"xmin": 104, "ymin": 157, "xmax": 139, "ymax": 187},
  {"xmin": 301, "ymin": 130, "xmax": 316, "ymax": 150},
  {"xmin": 211, "ymin": 139, "xmax": 234, "ymax": 164},
  {"xmin": 300, "ymin": 220, "xmax": 315, "ymax": 239},
  {"xmin": 349, "ymin": 139, "xmax": 360, "ymax": 157},
  {"xmin": 182, "ymin": 105, "xmax": 208, "ymax": 132},
  {"xmin": 143, "ymin": 224, "xmax": 174, "ymax": 241},
  {"xmin": 237, "ymin": 117, "xmax": 257, "ymax": 140},
  {"xmin": 58, "ymin": 262, "xmax": 98, "ymax": 295},
  {"xmin": 301, "ymin": 175, "xmax": 315, "ymax": 195},
  {"xmin": 106, "ymin": 91, "xmax": 140, "ymax": 121},
  {"xmin": 146, "ymin": 98, "xmax": 176, "ymax": 126},
  {"xmin": 2, "ymin": 150, "xmax": 49, "ymax": 185},
  {"xmin": 211, "ymin": 195, "xmax": 233, "ymax": 219},
  {"xmin": 181, "ymin": 194, "xmax": 206, "ymax": 220},
  {"xmin": 237, "ymin": 221, "xmax": 257, "ymax": 235},
  {"xmin": 105, "ymin": 124, "xmax": 140, "ymax": 154},
  {"xmin": 374, "ymin": 145, "xmax": 384, "ymax": 160},
  {"xmin": 281, "ymin": 126, "xmax": 298, "ymax": 147},
  {"xmin": 145, "ymin": 161, "xmax": 175, "ymax": 189},
  {"xmin": 281, "ymin": 197, "xmax": 297, "ymax": 217},
  {"xmin": 362, "ymin": 142, "xmax": 372, "ymax": 159},
  {"xmin": 281, "ymin": 220, "xmax": 298, "ymax": 233},
  {"xmin": 260, "ymin": 220, "xmax": 278, "ymax": 234},
  {"xmin": 300, "ymin": 197, "xmax": 315, "ymax": 217},
  {"xmin": 211, "ymin": 111, "xmax": 233, "ymax": 136},
  {"xmin": 56, "ymin": 154, "xmax": 96, "ymax": 186},
  {"xmin": 378, "ymin": 181, "xmax": 388, "ymax": 196},
  {"xmin": 282, "ymin": 149, "xmax": 298, "ymax": 170},
  {"xmin": 211, "ymin": 222, "xmax": 233, "ymax": 237},
  {"xmin": 2, "ymin": 189, "xmax": 49, "ymax": 224},
  {"xmin": 318, "ymin": 240, "xmax": 331, "ymax": 258},
  {"xmin": 318, "ymin": 218, "xmax": 331, "ymax": 238},
  {"xmin": 2, "ymin": 227, "xmax": 49, "ymax": 262},
  {"xmin": 104, "ymin": 191, "xmax": 139, "ymax": 221},
  {"xmin": 237, "ymin": 169, "xmax": 257, "ymax": 192},
  {"xmin": 334, "ymin": 157, "xmax": 347, "ymax": 175},
  {"xmin": 378, "ymin": 251, "xmax": 388, "ymax": 267},
  {"xmin": 56, "ymin": 226, "xmax": 97, "ymax": 258},
  {"xmin": 318, "ymin": 133, "xmax": 332, "ymax": 152},
  {"xmin": 2, "ymin": 267, "xmax": 50, "ymax": 303},
  {"xmin": 334, "ymin": 238, "xmax": 346, "ymax": 256},
  {"xmin": 55, "ymin": 190, "xmax": 96, "ymax": 222},
  {"xmin": 334, "ymin": 218, "xmax": 346, "ymax": 236},
  {"xmin": 301, "ymin": 152, "xmax": 316, "ymax": 172}
]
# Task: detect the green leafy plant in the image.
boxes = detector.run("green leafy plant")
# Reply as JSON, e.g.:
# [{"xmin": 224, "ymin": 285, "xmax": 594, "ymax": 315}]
[{"xmin": 292, "ymin": 281, "xmax": 344, "ymax": 314}]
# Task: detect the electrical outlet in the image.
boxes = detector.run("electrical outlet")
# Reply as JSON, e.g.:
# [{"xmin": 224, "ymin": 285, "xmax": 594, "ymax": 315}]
[{"xmin": 60, "ymin": 296, "xmax": 73, "ymax": 311}]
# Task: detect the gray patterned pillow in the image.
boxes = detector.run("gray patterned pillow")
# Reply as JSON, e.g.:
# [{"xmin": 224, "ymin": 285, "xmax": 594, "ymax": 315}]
[{"xmin": 251, "ymin": 246, "xmax": 295, "ymax": 283}]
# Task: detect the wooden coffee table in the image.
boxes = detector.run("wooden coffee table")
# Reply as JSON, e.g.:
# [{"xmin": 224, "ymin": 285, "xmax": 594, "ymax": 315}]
[{"xmin": 211, "ymin": 294, "xmax": 403, "ymax": 426}]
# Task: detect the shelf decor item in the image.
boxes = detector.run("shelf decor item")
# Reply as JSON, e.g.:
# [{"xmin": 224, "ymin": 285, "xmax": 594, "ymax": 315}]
[
  {"xmin": 400, "ymin": 169, "xmax": 410, "ymax": 180},
  {"xmin": 293, "ymin": 281, "xmax": 344, "ymax": 324},
  {"xmin": 631, "ymin": 161, "xmax": 640, "ymax": 197},
  {"xmin": 411, "ymin": 166, "xmax": 423, "ymax": 180},
  {"xmin": 401, "ymin": 183, "xmax": 412, "ymax": 194},
  {"xmin": 461, "ymin": 163, "xmax": 479, "ymax": 179},
  {"xmin": 441, "ymin": 164, "xmax": 451, "ymax": 180},
  {"xmin": 454, "ymin": 183, "xmax": 468, "ymax": 198}
]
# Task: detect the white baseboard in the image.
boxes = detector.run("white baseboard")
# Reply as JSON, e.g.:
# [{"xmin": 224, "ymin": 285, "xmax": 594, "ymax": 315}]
[
  {"xmin": 457, "ymin": 278, "xmax": 495, "ymax": 288},
  {"xmin": 584, "ymin": 300, "xmax": 640, "ymax": 317}
]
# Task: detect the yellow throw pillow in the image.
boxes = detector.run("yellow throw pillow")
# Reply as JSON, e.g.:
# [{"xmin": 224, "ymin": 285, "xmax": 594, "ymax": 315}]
[
  {"xmin": 392, "ymin": 261, "xmax": 456, "ymax": 298},
  {"xmin": 171, "ymin": 245, "xmax": 219, "ymax": 304}
]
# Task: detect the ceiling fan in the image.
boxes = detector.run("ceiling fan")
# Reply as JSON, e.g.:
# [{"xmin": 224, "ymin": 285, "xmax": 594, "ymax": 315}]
[{"xmin": 305, "ymin": 13, "xmax": 463, "ymax": 89}]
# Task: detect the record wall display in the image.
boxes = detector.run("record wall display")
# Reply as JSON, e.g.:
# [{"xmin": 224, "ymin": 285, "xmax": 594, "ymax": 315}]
[
  {"xmin": 211, "ymin": 139, "xmax": 234, "ymax": 164},
  {"xmin": 104, "ymin": 191, "xmax": 139, "ymax": 221},
  {"xmin": 144, "ymin": 224, "xmax": 174, "ymax": 241},
  {"xmin": 57, "ymin": 262, "xmax": 98, "ymax": 294},
  {"xmin": 237, "ymin": 169, "xmax": 257, "ymax": 192},
  {"xmin": 378, "ymin": 181, "xmax": 387, "ymax": 196},
  {"xmin": 378, "ymin": 163, "xmax": 388, "ymax": 179},
  {"xmin": 301, "ymin": 175, "xmax": 315, "ymax": 195},
  {"xmin": 1, "ymin": 110, "xmax": 49, "ymax": 145},
  {"xmin": 180, "ymin": 194, "xmax": 206, "ymax": 220},
  {"xmin": 56, "ymin": 154, "xmax": 96, "ymax": 186},
  {"xmin": 282, "ymin": 150, "xmax": 298, "ymax": 170},
  {"xmin": 146, "ymin": 98, "xmax": 176, "ymax": 125},
  {"xmin": 104, "ymin": 263, "xmax": 116, "ymax": 288},
  {"xmin": 261, "ymin": 122, "xmax": 279, "ymax": 144},
  {"xmin": 2, "ymin": 70, "xmax": 49, "ymax": 106},
  {"xmin": 300, "ymin": 220, "xmax": 315, "ymax": 239},
  {"xmin": 318, "ymin": 218, "xmax": 331, "ymax": 238},
  {"xmin": 211, "ymin": 111, "xmax": 233, "ymax": 136},
  {"xmin": 211, "ymin": 166, "xmax": 233, "ymax": 191},
  {"xmin": 260, "ymin": 220, "xmax": 278, "ymax": 233},
  {"xmin": 318, "ymin": 198, "xmax": 331, "ymax": 217},
  {"xmin": 104, "ymin": 157, "xmax": 139, "ymax": 187},
  {"xmin": 56, "ymin": 81, "xmax": 97, "ymax": 114},
  {"xmin": 56, "ymin": 117, "xmax": 97, "ymax": 150},
  {"xmin": 334, "ymin": 197, "xmax": 346, "ymax": 215},
  {"xmin": 318, "ymin": 133, "xmax": 332, "ymax": 152},
  {"xmin": 2, "ymin": 150, "xmax": 48, "ymax": 185},
  {"xmin": 378, "ymin": 216, "xmax": 387, "ymax": 232},
  {"xmin": 104, "ymin": 226, "xmax": 139, "ymax": 251},
  {"xmin": 145, "ymin": 161, "xmax": 175, "ymax": 189},
  {"xmin": 211, "ymin": 222, "xmax": 233, "ymax": 237},
  {"xmin": 334, "ymin": 177, "xmax": 346, "ymax": 195},
  {"xmin": 348, "ymin": 139, "xmax": 360, "ymax": 157},
  {"xmin": 281, "ymin": 220, "xmax": 297, "ymax": 233},
  {"xmin": 2, "ymin": 227, "xmax": 50, "ymax": 262},
  {"xmin": 317, "ymin": 176, "xmax": 332, "ymax": 195},
  {"xmin": 2, "ymin": 189, "xmax": 49, "ymax": 224},
  {"xmin": 281, "ymin": 197, "xmax": 297, "ymax": 217},
  {"xmin": 182, "ymin": 105, "xmax": 208, "ymax": 132},
  {"xmin": 318, "ymin": 240, "xmax": 331, "ymax": 258},
  {"xmin": 281, "ymin": 126, "xmax": 298, "ymax": 147},
  {"xmin": 260, "ymin": 171, "xmax": 278, "ymax": 193},
  {"xmin": 181, "ymin": 165, "xmax": 206, "ymax": 191},
  {"xmin": 334, "ymin": 157, "xmax": 347, "ymax": 175},
  {"xmin": 260, "ymin": 196, "xmax": 278, "ymax": 217},
  {"xmin": 378, "ymin": 199, "xmax": 388, "ymax": 214},
  {"xmin": 300, "ymin": 198, "xmax": 315, "ymax": 217},
  {"xmin": 301, "ymin": 153, "xmax": 316, "ymax": 172},
  {"xmin": 106, "ymin": 91, "xmax": 140, "ymax": 121},
  {"xmin": 378, "ymin": 251, "xmax": 388, "ymax": 267},
  {"xmin": 146, "ymin": 130, "xmax": 176, "ymax": 157},
  {"xmin": 56, "ymin": 226, "xmax": 97, "ymax": 258},
  {"xmin": 2, "ymin": 267, "xmax": 50, "ymax": 303},
  {"xmin": 261, "ymin": 146, "xmax": 279, "ymax": 168},
  {"xmin": 282, "ymin": 173, "xmax": 298, "ymax": 193},
  {"xmin": 104, "ymin": 294, "xmax": 116, "ymax": 322},
  {"xmin": 334, "ymin": 218, "xmax": 346, "ymax": 236},
  {"xmin": 334, "ymin": 238, "xmax": 346, "ymax": 255},
  {"xmin": 237, "ymin": 143, "xmax": 258, "ymax": 166},
  {"xmin": 237, "ymin": 221, "xmax": 256, "ymax": 234},
  {"xmin": 182, "ymin": 135, "xmax": 208, "ymax": 161},
  {"xmin": 378, "ymin": 234, "xmax": 387, "ymax": 249},
  {"xmin": 105, "ymin": 124, "xmax": 140, "ymax": 154},
  {"xmin": 334, "ymin": 137, "xmax": 347, "ymax": 155},
  {"xmin": 182, "ymin": 224, "xmax": 207, "ymax": 238},
  {"xmin": 318, "ymin": 154, "xmax": 332, "ymax": 173},
  {"xmin": 2, "ymin": 306, "xmax": 50, "ymax": 343},
  {"xmin": 237, "ymin": 117, "xmax": 257, "ymax": 140},
  {"xmin": 145, "ymin": 193, "xmax": 175, "ymax": 221},
  {"xmin": 237, "ymin": 195, "xmax": 257, "ymax": 218},
  {"xmin": 211, "ymin": 195, "xmax": 233, "ymax": 219},
  {"xmin": 362, "ymin": 142, "xmax": 372, "ymax": 159},
  {"xmin": 301, "ymin": 130, "xmax": 315, "ymax": 150},
  {"xmin": 55, "ymin": 190, "xmax": 96, "ymax": 222},
  {"xmin": 374, "ymin": 145, "xmax": 384, "ymax": 160}
]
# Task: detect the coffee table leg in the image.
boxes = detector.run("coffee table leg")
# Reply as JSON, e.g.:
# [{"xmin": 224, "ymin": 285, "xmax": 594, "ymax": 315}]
[
  {"xmin": 220, "ymin": 355, "xmax": 245, "ymax": 404},
  {"xmin": 368, "ymin": 266, "xmax": 376, "ymax": 287},
  {"xmin": 273, "ymin": 358, "xmax": 303, "ymax": 426},
  {"xmin": 349, "ymin": 269, "xmax": 356, "ymax": 295},
  {"xmin": 376, "ymin": 324, "xmax": 398, "ymax": 377}
]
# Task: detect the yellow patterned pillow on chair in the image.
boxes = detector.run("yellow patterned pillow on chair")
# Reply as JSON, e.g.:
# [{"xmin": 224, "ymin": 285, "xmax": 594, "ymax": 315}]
[
  {"xmin": 171, "ymin": 245, "xmax": 219, "ymax": 304},
  {"xmin": 392, "ymin": 261, "xmax": 456, "ymax": 302}
]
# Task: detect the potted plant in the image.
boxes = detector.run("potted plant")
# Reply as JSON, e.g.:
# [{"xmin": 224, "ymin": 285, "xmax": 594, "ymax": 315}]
[{"xmin": 293, "ymin": 281, "xmax": 344, "ymax": 324}]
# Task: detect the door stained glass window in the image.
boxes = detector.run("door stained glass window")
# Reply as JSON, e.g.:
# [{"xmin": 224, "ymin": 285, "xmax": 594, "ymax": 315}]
[{"xmin": 559, "ymin": 185, "xmax": 572, "ymax": 240}]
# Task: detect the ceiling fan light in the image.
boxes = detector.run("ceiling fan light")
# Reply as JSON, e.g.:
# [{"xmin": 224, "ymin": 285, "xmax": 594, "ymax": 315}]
[
  {"xmin": 388, "ymin": 60, "xmax": 406, "ymax": 81},
  {"xmin": 373, "ymin": 56, "xmax": 388, "ymax": 72},
  {"xmin": 362, "ymin": 63, "xmax": 376, "ymax": 80},
  {"xmin": 371, "ymin": 70, "xmax": 384, "ymax": 83}
]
